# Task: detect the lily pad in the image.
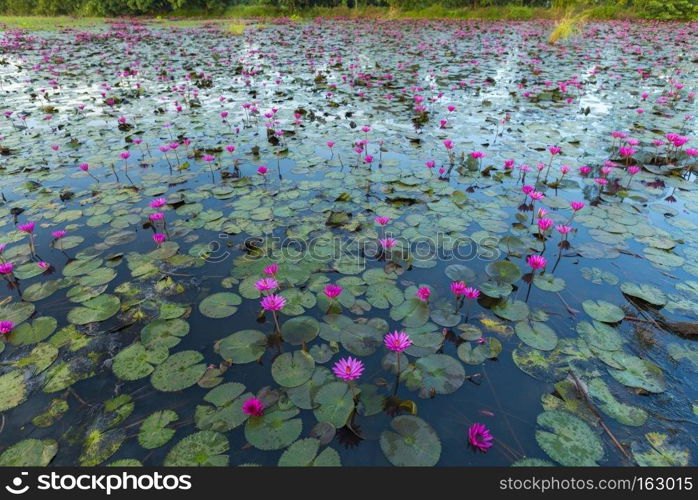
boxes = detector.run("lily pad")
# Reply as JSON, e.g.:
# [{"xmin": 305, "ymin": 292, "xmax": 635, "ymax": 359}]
[
  {"xmin": 281, "ymin": 316, "xmax": 320, "ymax": 346},
  {"xmin": 216, "ymin": 329, "xmax": 267, "ymax": 364},
  {"xmin": 608, "ymin": 353, "xmax": 666, "ymax": 393},
  {"xmin": 151, "ymin": 350, "xmax": 206, "ymax": 392},
  {"xmin": 380, "ymin": 416, "xmax": 441, "ymax": 466},
  {"xmin": 198, "ymin": 292, "xmax": 242, "ymax": 318},
  {"xmin": 535, "ymin": 410, "xmax": 604, "ymax": 466},
  {"xmin": 312, "ymin": 381, "xmax": 355, "ymax": 428},
  {"xmin": 244, "ymin": 409, "xmax": 303, "ymax": 451},
  {"xmin": 620, "ymin": 282, "xmax": 667, "ymax": 307},
  {"xmin": 582, "ymin": 300, "xmax": 624, "ymax": 323},
  {"xmin": 271, "ymin": 350, "xmax": 315, "ymax": 387},
  {"xmin": 0, "ymin": 439, "xmax": 58, "ymax": 466},
  {"xmin": 405, "ymin": 354, "xmax": 465, "ymax": 398},
  {"xmin": 515, "ymin": 321, "xmax": 558, "ymax": 351},
  {"xmin": 67, "ymin": 294, "xmax": 120, "ymax": 325},
  {"xmin": 164, "ymin": 431, "xmax": 229, "ymax": 466},
  {"xmin": 138, "ymin": 410, "xmax": 178, "ymax": 449}
]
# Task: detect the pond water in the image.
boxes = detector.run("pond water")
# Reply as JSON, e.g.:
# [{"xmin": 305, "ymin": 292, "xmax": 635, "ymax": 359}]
[{"xmin": 0, "ymin": 18, "xmax": 696, "ymax": 467}]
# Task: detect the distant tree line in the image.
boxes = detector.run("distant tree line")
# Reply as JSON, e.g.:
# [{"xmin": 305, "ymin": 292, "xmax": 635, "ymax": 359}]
[{"xmin": 0, "ymin": 0, "xmax": 695, "ymax": 19}]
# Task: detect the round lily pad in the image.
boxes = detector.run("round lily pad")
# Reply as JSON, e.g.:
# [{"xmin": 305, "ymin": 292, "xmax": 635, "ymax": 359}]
[
  {"xmin": 576, "ymin": 321, "xmax": 622, "ymax": 351},
  {"xmin": 151, "ymin": 350, "xmax": 206, "ymax": 392},
  {"xmin": 113, "ymin": 342, "xmax": 168, "ymax": 381},
  {"xmin": 312, "ymin": 381, "xmax": 355, "ymax": 428},
  {"xmin": 271, "ymin": 350, "xmax": 315, "ymax": 387},
  {"xmin": 0, "ymin": 438, "xmax": 58, "ymax": 466},
  {"xmin": 405, "ymin": 354, "xmax": 465, "ymax": 398},
  {"xmin": 216, "ymin": 329, "xmax": 267, "ymax": 364},
  {"xmin": 198, "ymin": 292, "xmax": 242, "ymax": 318},
  {"xmin": 138, "ymin": 410, "xmax": 178, "ymax": 449},
  {"xmin": 281, "ymin": 316, "xmax": 320, "ymax": 345},
  {"xmin": 492, "ymin": 299, "xmax": 530, "ymax": 321},
  {"xmin": 581, "ymin": 300, "xmax": 624, "ymax": 323},
  {"xmin": 380, "ymin": 416, "xmax": 441, "ymax": 466},
  {"xmin": 608, "ymin": 353, "xmax": 666, "ymax": 393},
  {"xmin": 620, "ymin": 282, "xmax": 667, "ymax": 307},
  {"xmin": 7, "ymin": 316, "xmax": 57, "ymax": 346},
  {"xmin": 244, "ymin": 409, "xmax": 303, "ymax": 451},
  {"xmin": 164, "ymin": 431, "xmax": 229, "ymax": 466},
  {"xmin": 486, "ymin": 260, "xmax": 522, "ymax": 284},
  {"xmin": 0, "ymin": 370, "xmax": 27, "ymax": 412},
  {"xmin": 141, "ymin": 319, "xmax": 190, "ymax": 349},
  {"xmin": 515, "ymin": 321, "xmax": 558, "ymax": 351},
  {"xmin": 535, "ymin": 410, "xmax": 604, "ymax": 466},
  {"xmin": 67, "ymin": 294, "xmax": 120, "ymax": 325},
  {"xmin": 278, "ymin": 439, "xmax": 341, "ymax": 466}
]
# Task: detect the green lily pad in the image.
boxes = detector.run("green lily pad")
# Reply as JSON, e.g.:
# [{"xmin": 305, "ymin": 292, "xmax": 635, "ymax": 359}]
[
  {"xmin": 582, "ymin": 300, "xmax": 624, "ymax": 323},
  {"xmin": 340, "ymin": 320, "xmax": 385, "ymax": 356},
  {"xmin": 366, "ymin": 282, "xmax": 404, "ymax": 309},
  {"xmin": 7, "ymin": 316, "xmax": 57, "ymax": 346},
  {"xmin": 67, "ymin": 294, "xmax": 120, "ymax": 325},
  {"xmin": 216, "ymin": 329, "xmax": 267, "ymax": 364},
  {"xmin": 79, "ymin": 428, "xmax": 125, "ymax": 466},
  {"xmin": 405, "ymin": 354, "xmax": 465, "ymax": 398},
  {"xmin": 278, "ymin": 439, "xmax": 341, "ymax": 466},
  {"xmin": 631, "ymin": 432, "xmax": 689, "ymax": 466},
  {"xmin": 429, "ymin": 307, "xmax": 462, "ymax": 327},
  {"xmin": 0, "ymin": 370, "xmax": 27, "ymax": 412},
  {"xmin": 113, "ymin": 342, "xmax": 168, "ymax": 381},
  {"xmin": 380, "ymin": 416, "xmax": 441, "ymax": 466},
  {"xmin": 533, "ymin": 273, "xmax": 566, "ymax": 292},
  {"xmin": 445, "ymin": 264, "xmax": 477, "ymax": 282},
  {"xmin": 608, "ymin": 353, "xmax": 666, "ymax": 393},
  {"xmin": 0, "ymin": 439, "xmax": 58, "ymax": 466},
  {"xmin": 486, "ymin": 260, "xmax": 522, "ymax": 284},
  {"xmin": 587, "ymin": 378, "xmax": 647, "ymax": 427},
  {"xmin": 141, "ymin": 319, "xmax": 190, "ymax": 349},
  {"xmin": 195, "ymin": 383, "xmax": 250, "ymax": 432},
  {"xmin": 271, "ymin": 350, "xmax": 315, "ymax": 387},
  {"xmin": 198, "ymin": 292, "xmax": 242, "ymax": 318},
  {"xmin": 312, "ymin": 381, "xmax": 355, "ymax": 428},
  {"xmin": 620, "ymin": 282, "xmax": 667, "ymax": 306},
  {"xmin": 164, "ymin": 431, "xmax": 229, "ymax": 466},
  {"xmin": 457, "ymin": 338, "xmax": 502, "ymax": 365},
  {"xmin": 281, "ymin": 316, "xmax": 320, "ymax": 345},
  {"xmin": 492, "ymin": 299, "xmax": 530, "ymax": 321},
  {"xmin": 535, "ymin": 410, "xmax": 604, "ymax": 466},
  {"xmin": 577, "ymin": 321, "xmax": 622, "ymax": 351},
  {"xmin": 0, "ymin": 301, "xmax": 35, "ymax": 325},
  {"xmin": 138, "ymin": 410, "xmax": 178, "ymax": 449},
  {"xmin": 515, "ymin": 321, "xmax": 558, "ymax": 351},
  {"xmin": 244, "ymin": 409, "xmax": 303, "ymax": 451},
  {"xmin": 151, "ymin": 350, "xmax": 206, "ymax": 392}
]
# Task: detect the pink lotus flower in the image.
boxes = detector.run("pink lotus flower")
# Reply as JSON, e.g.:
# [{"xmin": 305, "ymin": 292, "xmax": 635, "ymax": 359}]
[
  {"xmin": 324, "ymin": 284, "xmax": 343, "ymax": 299},
  {"xmin": 263, "ymin": 264, "xmax": 279, "ymax": 276},
  {"xmin": 37, "ymin": 261, "xmax": 50, "ymax": 270},
  {"xmin": 468, "ymin": 423, "xmax": 493, "ymax": 452},
  {"xmin": 443, "ymin": 139, "xmax": 454, "ymax": 150},
  {"xmin": 18, "ymin": 222, "xmax": 35, "ymax": 234},
  {"xmin": 470, "ymin": 151, "xmax": 485, "ymax": 159},
  {"xmin": 374, "ymin": 216, "xmax": 391, "ymax": 226},
  {"xmin": 261, "ymin": 294, "xmax": 286, "ymax": 311},
  {"xmin": 548, "ymin": 146, "xmax": 561, "ymax": 155},
  {"xmin": 537, "ymin": 218, "xmax": 553, "ymax": 231},
  {"xmin": 149, "ymin": 212, "xmax": 165, "ymax": 222},
  {"xmin": 527, "ymin": 255, "xmax": 547, "ymax": 270},
  {"xmin": 425, "ymin": 160, "xmax": 435, "ymax": 169},
  {"xmin": 379, "ymin": 238, "xmax": 397, "ymax": 249},
  {"xmin": 202, "ymin": 154, "xmax": 215, "ymax": 162},
  {"xmin": 79, "ymin": 163, "xmax": 89, "ymax": 171},
  {"xmin": 0, "ymin": 262, "xmax": 14, "ymax": 275},
  {"xmin": 415, "ymin": 286, "xmax": 431, "ymax": 302},
  {"xmin": 52, "ymin": 230, "xmax": 66, "ymax": 239},
  {"xmin": 0, "ymin": 321, "xmax": 13, "ymax": 335},
  {"xmin": 522, "ymin": 185, "xmax": 535, "ymax": 195},
  {"xmin": 463, "ymin": 287, "xmax": 480, "ymax": 300},
  {"xmin": 570, "ymin": 201, "xmax": 585, "ymax": 212},
  {"xmin": 628, "ymin": 166, "xmax": 641, "ymax": 175},
  {"xmin": 530, "ymin": 191, "xmax": 544, "ymax": 201},
  {"xmin": 242, "ymin": 397, "xmax": 264, "ymax": 417},
  {"xmin": 450, "ymin": 281, "xmax": 467, "ymax": 296},
  {"xmin": 332, "ymin": 357, "xmax": 364, "ymax": 381},
  {"xmin": 257, "ymin": 166, "xmax": 268, "ymax": 175},
  {"xmin": 150, "ymin": 198, "xmax": 167, "ymax": 209},
  {"xmin": 226, "ymin": 145, "xmax": 236, "ymax": 153},
  {"xmin": 327, "ymin": 141, "xmax": 334, "ymax": 148},
  {"xmin": 384, "ymin": 331, "xmax": 412, "ymax": 352},
  {"xmin": 504, "ymin": 159, "xmax": 515, "ymax": 169},
  {"xmin": 255, "ymin": 278, "xmax": 278, "ymax": 291},
  {"xmin": 619, "ymin": 146, "xmax": 636, "ymax": 157},
  {"xmin": 152, "ymin": 233, "xmax": 166, "ymax": 245},
  {"xmin": 579, "ymin": 165, "xmax": 591, "ymax": 176},
  {"xmin": 120, "ymin": 151, "xmax": 131, "ymax": 160}
]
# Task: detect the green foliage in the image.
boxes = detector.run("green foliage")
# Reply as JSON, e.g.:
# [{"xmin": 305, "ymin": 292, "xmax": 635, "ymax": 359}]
[{"xmin": 0, "ymin": 0, "xmax": 695, "ymax": 20}]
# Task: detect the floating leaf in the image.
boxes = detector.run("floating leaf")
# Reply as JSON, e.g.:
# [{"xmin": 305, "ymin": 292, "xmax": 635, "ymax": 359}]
[
  {"xmin": 620, "ymin": 282, "xmax": 667, "ymax": 306},
  {"xmin": 312, "ymin": 381, "xmax": 354, "ymax": 428},
  {"xmin": 281, "ymin": 316, "xmax": 320, "ymax": 345},
  {"xmin": 485, "ymin": 260, "xmax": 521, "ymax": 284},
  {"xmin": 587, "ymin": 378, "xmax": 647, "ymax": 427},
  {"xmin": 535, "ymin": 411, "xmax": 604, "ymax": 466},
  {"xmin": 195, "ymin": 383, "xmax": 249, "ymax": 432},
  {"xmin": 405, "ymin": 354, "xmax": 465, "ymax": 398},
  {"xmin": 576, "ymin": 321, "xmax": 622, "ymax": 351},
  {"xmin": 198, "ymin": 292, "xmax": 242, "ymax": 319},
  {"xmin": 244, "ymin": 409, "xmax": 303, "ymax": 451},
  {"xmin": 0, "ymin": 370, "xmax": 27, "ymax": 412},
  {"xmin": 631, "ymin": 432, "xmax": 689, "ymax": 466},
  {"xmin": 380, "ymin": 416, "xmax": 441, "ymax": 466},
  {"xmin": 271, "ymin": 350, "xmax": 315, "ymax": 388},
  {"xmin": 492, "ymin": 299, "xmax": 529, "ymax": 321},
  {"xmin": 113, "ymin": 342, "xmax": 168, "ymax": 381},
  {"xmin": 278, "ymin": 439, "xmax": 341, "ymax": 466},
  {"xmin": 0, "ymin": 439, "xmax": 57, "ymax": 466},
  {"xmin": 608, "ymin": 353, "xmax": 666, "ymax": 393},
  {"xmin": 7, "ymin": 316, "xmax": 57, "ymax": 346},
  {"xmin": 515, "ymin": 321, "xmax": 558, "ymax": 351},
  {"xmin": 151, "ymin": 351, "xmax": 206, "ymax": 392},
  {"xmin": 581, "ymin": 300, "xmax": 624, "ymax": 323},
  {"xmin": 67, "ymin": 294, "xmax": 120, "ymax": 325},
  {"xmin": 139, "ymin": 410, "xmax": 178, "ymax": 449},
  {"xmin": 164, "ymin": 431, "xmax": 229, "ymax": 466},
  {"xmin": 216, "ymin": 330, "xmax": 267, "ymax": 364}
]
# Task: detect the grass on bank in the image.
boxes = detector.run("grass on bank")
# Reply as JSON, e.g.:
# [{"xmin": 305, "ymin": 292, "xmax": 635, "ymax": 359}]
[{"xmin": 0, "ymin": 15, "xmax": 102, "ymax": 29}]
